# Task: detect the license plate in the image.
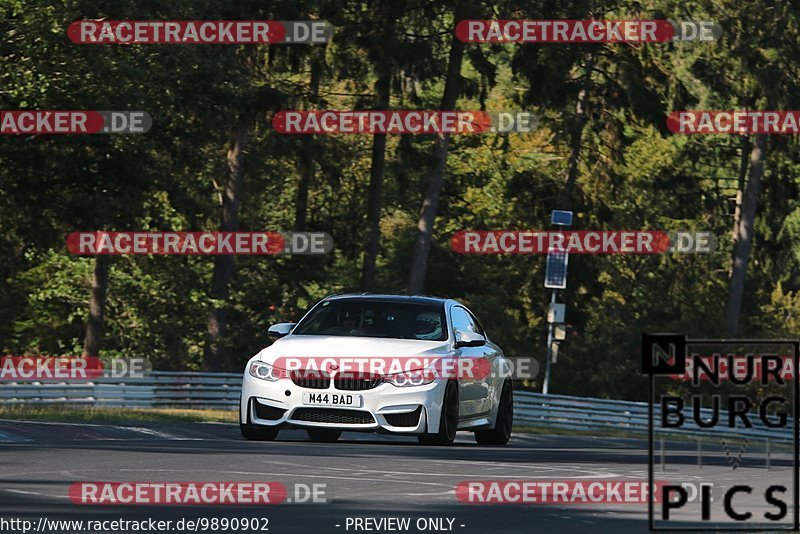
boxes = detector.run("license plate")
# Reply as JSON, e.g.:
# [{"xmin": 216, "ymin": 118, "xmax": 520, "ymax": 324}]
[{"xmin": 302, "ymin": 392, "xmax": 362, "ymax": 408}]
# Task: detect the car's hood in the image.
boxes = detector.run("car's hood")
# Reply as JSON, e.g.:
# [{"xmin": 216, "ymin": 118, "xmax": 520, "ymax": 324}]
[{"xmin": 253, "ymin": 335, "xmax": 451, "ymax": 364}]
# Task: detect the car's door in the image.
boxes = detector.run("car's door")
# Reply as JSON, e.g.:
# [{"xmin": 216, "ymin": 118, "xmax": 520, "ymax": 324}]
[
  {"xmin": 450, "ymin": 305, "xmax": 494, "ymax": 417},
  {"xmin": 462, "ymin": 307, "xmax": 502, "ymax": 416}
]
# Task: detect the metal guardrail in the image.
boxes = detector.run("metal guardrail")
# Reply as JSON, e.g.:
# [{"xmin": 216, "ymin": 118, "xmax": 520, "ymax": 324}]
[
  {"xmin": 515, "ymin": 391, "xmax": 793, "ymax": 444},
  {"xmin": 0, "ymin": 373, "xmax": 792, "ymax": 443},
  {"xmin": 0, "ymin": 372, "xmax": 242, "ymax": 409}
]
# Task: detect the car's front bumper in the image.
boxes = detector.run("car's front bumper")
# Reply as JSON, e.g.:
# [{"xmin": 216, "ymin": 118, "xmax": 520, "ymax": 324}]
[{"xmin": 240, "ymin": 372, "xmax": 448, "ymax": 434}]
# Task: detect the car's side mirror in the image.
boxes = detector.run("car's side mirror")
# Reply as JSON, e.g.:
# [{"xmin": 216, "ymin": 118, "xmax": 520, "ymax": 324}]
[
  {"xmin": 454, "ymin": 329, "xmax": 486, "ymax": 348},
  {"xmin": 267, "ymin": 322, "xmax": 296, "ymax": 339}
]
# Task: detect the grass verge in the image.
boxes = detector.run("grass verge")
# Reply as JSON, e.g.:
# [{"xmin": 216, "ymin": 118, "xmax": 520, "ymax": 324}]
[{"xmin": 0, "ymin": 404, "xmax": 238, "ymax": 424}]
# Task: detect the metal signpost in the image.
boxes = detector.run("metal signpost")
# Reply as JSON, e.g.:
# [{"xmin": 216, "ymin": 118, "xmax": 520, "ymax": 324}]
[{"xmin": 542, "ymin": 210, "xmax": 572, "ymax": 394}]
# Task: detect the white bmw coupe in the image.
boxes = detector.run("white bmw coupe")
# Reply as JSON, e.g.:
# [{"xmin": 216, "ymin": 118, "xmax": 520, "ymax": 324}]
[{"xmin": 240, "ymin": 294, "xmax": 513, "ymax": 445}]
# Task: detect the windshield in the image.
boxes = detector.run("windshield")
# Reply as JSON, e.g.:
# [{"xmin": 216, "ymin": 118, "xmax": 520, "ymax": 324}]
[{"xmin": 292, "ymin": 299, "xmax": 448, "ymax": 341}]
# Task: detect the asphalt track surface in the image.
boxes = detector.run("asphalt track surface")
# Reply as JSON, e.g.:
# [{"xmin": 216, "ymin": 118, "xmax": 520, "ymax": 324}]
[{"xmin": 0, "ymin": 420, "xmax": 793, "ymax": 533}]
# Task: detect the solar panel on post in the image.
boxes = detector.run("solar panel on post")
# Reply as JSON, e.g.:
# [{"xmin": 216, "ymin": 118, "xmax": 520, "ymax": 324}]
[{"xmin": 544, "ymin": 245, "xmax": 568, "ymax": 289}]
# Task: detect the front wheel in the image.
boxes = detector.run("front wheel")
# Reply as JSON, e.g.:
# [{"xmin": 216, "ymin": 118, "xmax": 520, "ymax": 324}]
[
  {"xmin": 240, "ymin": 423, "xmax": 279, "ymax": 441},
  {"xmin": 418, "ymin": 381, "xmax": 459, "ymax": 446},
  {"xmin": 240, "ymin": 398, "xmax": 279, "ymax": 441},
  {"xmin": 475, "ymin": 381, "xmax": 513, "ymax": 446}
]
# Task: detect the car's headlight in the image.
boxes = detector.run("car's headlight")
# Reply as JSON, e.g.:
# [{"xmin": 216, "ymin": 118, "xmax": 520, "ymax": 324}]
[
  {"xmin": 385, "ymin": 369, "xmax": 436, "ymax": 387},
  {"xmin": 249, "ymin": 361, "xmax": 285, "ymax": 382}
]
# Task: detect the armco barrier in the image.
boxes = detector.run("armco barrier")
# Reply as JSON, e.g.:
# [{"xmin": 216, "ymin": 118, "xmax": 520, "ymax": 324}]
[
  {"xmin": 0, "ymin": 373, "xmax": 793, "ymax": 443},
  {"xmin": 0, "ymin": 372, "xmax": 242, "ymax": 409},
  {"xmin": 515, "ymin": 391, "xmax": 793, "ymax": 444}
]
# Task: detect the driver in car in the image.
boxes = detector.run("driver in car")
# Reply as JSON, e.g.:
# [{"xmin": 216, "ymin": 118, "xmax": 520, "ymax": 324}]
[{"xmin": 340, "ymin": 309, "xmax": 360, "ymax": 333}]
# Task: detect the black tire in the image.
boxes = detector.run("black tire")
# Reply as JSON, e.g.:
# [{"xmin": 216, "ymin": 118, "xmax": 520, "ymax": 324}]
[
  {"xmin": 240, "ymin": 398, "xmax": 279, "ymax": 441},
  {"xmin": 240, "ymin": 422, "xmax": 279, "ymax": 441},
  {"xmin": 418, "ymin": 381, "xmax": 459, "ymax": 446},
  {"xmin": 475, "ymin": 381, "xmax": 513, "ymax": 446},
  {"xmin": 307, "ymin": 428, "xmax": 342, "ymax": 442}
]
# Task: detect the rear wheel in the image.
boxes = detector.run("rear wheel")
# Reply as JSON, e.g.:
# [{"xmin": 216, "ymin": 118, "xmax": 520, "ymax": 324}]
[
  {"xmin": 475, "ymin": 381, "xmax": 513, "ymax": 446},
  {"xmin": 418, "ymin": 381, "xmax": 459, "ymax": 446},
  {"xmin": 307, "ymin": 428, "xmax": 342, "ymax": 442}
]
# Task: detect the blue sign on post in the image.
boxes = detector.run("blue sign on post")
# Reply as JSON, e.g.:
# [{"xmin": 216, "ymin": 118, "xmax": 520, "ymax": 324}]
[{"xmin": 551, "ymin": 210, "xmax": 573, "ymax": 226}]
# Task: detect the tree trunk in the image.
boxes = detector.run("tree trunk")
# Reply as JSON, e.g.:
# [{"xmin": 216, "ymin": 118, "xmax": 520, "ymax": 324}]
[
  {"xmin": 295, "ymin": 47, "xmax": 324, "ymax": 232},
  {"xmin": 360, "ymin": 69, "xmax": 391, "ymax": 292},
  {"xmin": 560, "ymin": 53, "xmax": 594, "ymax": 210},
  {"xmin": 294, "ymin": 138, "xmax": 312, "ymax": 232},
  {"xmin": 730, "ymin": 135, "xmax": 751, "ymax": 266},
  {"xmin": 406, "ymin": 21, "xmax": 465, "ymax": 294},
  {"xmin": 725, "ymin": 134, "xmax": 767, "ymax": 337},
  {"xmin": 82, "ymin": 254, "xmax": 110, "ymax": 358},
  {"xmin": 204, "ymin": 124, "xmax": 248, "ymax": 371}
]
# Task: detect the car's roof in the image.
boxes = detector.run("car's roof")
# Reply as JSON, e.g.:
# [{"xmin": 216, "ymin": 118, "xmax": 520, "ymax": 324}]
[{"xmin": 325, "ymin": 293, "xmax": 449, "ymax": 305}]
